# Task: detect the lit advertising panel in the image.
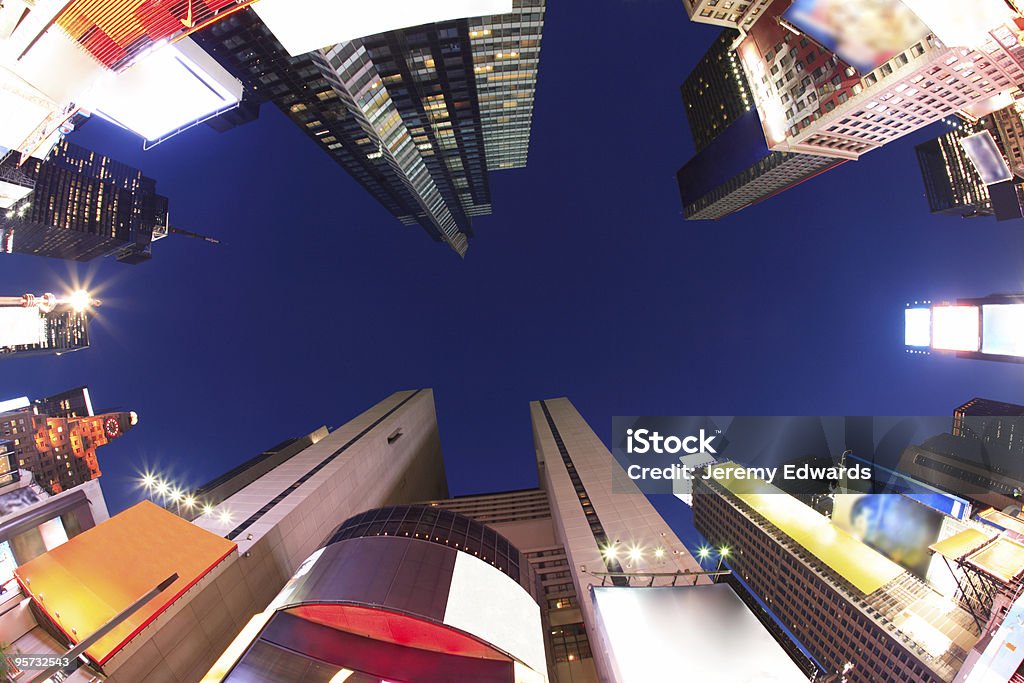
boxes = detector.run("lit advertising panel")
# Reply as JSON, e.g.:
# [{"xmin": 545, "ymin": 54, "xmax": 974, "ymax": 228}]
[
  {"xmin": 443, "ymin": 551, "xmax": 547, "ymax": 678},
  {"xmin": 931, "ymin": 305, "xmax": 980, "ymax": 352},
  {"xmin": 960, "ymin": 131, "xmax": 1014, "ymax": 186},
  {"xmin": 0, "ymin": 308, "xmax": 45, "ymax": 348},
  {"xmin": 899, "ymin": 0, "xmax": 1015, "ymax": 50},
  {"xmin": 981, "ymin": 304, "xmax": 1024, "ymax": 358},
  {"xmin": 832, "ymin": 494, "xmax": 944, "ymax": 578},
  {"xmin": 783, "ymin": 0, "xmax": 929, "ymax": 73},
  {"xmin": 252, "ymin": 0, "xmax": 513, "ymax": 57},
  {"xmin": 905, "ymin": 307, "xmax": 931, "ymax": 347},
  {"xmin": 84, "ymin": 38, "xmax": 242, "ymax": 142}
]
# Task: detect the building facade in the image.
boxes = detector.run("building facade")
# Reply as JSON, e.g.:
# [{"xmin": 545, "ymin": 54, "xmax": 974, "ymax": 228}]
[
  {"xmin": 0, "ymin": 140, "xmax": 169, "ymax": 263},
  {"xmin": 195, "ymin": 1, "xmax": 544, "ymax": 257},
  {"xmin": 0, "ymin": 389, "xmax": 136, "ymax": 495},
  {"xmin": 916, "ymin": 119, "xmax": 995, "ymax": 217},
  {"xmin": 693, "ymin": 464, "xmax": 979, "ymax": 683},
  {"xmin": 677, "ymin": 29, "xmax": 843, "ymax": 220},
  {"xmin": 737, "ymin": 1, "xmax": 1024, "ymax": 161},
  {"xmin": 205, "ymin": 505, "xmax": 550, "ymax": 682}
]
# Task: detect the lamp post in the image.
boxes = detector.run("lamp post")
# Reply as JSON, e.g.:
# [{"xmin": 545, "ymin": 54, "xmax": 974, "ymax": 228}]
[
  {"xmin": 0, "ymin": 291, "xmax": 100, "ymax": 313},
  {"xmin": 715, "ymin": 546, "xmax": 730, "ymax": 574}
]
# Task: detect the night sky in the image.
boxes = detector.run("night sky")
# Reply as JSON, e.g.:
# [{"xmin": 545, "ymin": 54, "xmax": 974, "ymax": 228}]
[{"xmin": 1, "ymin": 0, "xmax": 1021, "ymax": 545}]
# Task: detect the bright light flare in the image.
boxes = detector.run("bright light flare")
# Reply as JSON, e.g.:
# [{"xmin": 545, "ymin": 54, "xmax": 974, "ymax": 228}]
[
  {"xmin": 67, "ymin": 289, "xmax": 92, "ymax": 312},
  {"xmin": 654, "ymin": 547, "xmax": 665, "ymax": 559},
  {"xmin": 218, "ymin": 509, "xmax": 233, "ymax": 525},
  {"xmin": 202, "ymin": 504, "xmax": 214, "ymax": 516},
  {"xmin": 628, "ymin": 546, "xmax": 643, "ymax": 562},
  {"xmin": 719, "ymin": 546, "xmax": 730, "ymax": 557},
  {"xmin": 602, "ymin": 544, "xmax": 619, "ymax": 562},
  {"xmin": 154, "ymin": 480, "xmax": 170, "ymax": 497},
  {"xmin": 140, "ymin": 472, "xmax": 157, "ymax": 490},
  {"xmin": 697, "ymin": 545, "xmax": 711, "ymax": 561},
  {"xmin": 183, "ymin": 496, "xmax": 196, "ymax": 509}
]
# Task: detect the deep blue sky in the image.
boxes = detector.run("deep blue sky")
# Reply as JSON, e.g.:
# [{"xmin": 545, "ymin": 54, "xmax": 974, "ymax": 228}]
[{"xmin": 1, "ymin": 0, "xmax": 1021, "ymax": 541}]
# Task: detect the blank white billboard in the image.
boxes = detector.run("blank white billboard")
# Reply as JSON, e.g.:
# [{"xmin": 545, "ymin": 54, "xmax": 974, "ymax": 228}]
[
  {"xmin": 252, "ymin": 0, "xmax": 513, "ymax": 57},
  {"xmin": 593, "ymin": 584, "xmax": 808, "ymax": 682}
]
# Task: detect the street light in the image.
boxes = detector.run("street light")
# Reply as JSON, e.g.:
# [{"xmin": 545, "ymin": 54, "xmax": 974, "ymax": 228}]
[
  {"xmin": 716, "ymin": 546, "xmax": 730, "ymax": 573},
  {"xmin": 0, "ymin": 291, "xmax": 101, "ymax": 313}
]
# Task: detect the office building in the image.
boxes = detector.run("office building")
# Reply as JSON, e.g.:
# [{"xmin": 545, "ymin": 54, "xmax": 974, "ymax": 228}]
[
  {"xmin": 0, "ymin": 140, "xmax": 169, "ymax": 263},
  {"xmin": 193, "ymin": 1, "xmax": 545, "ymax": 257},
  {"xmin": 693, "ymin": 462, "xmax": 980, "ymax": 682},
  {"xmin": 954, "ymin": 398, "xmax": 1024, "ymax": 458},
  {"xmin": 916, "ymin": 110, "xmax": 1024, "ymax": 220},
  {"xmin": 680, "ymin": 0, "xmax": 773, "ymax": 32},
  {"xmin": 0, "ymin": 388, "xmax": 136, "ymax": 495},
  {"xmin": 677, "ymin": 29, "xmax": 843, "ymax": 220},
  {"xmin": 905, "ymin": 294, "xmax": 1024, "ymax": 364},
  {"xmin": 735, "ymin": 0, "xmax": 1024, "ymax": 161},
  {"xmin": 31, "ymin": 386, "xmax": 95, "ymax": 419},
  {"xmin": 681, "ymin": 29, "xmax": 751, "ymax": 152}
]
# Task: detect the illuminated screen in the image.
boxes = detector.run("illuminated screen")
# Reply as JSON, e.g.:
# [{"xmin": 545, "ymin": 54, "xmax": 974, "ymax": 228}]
[
  {"xmin": 931, "ymin": 305, "xmax": 980, "ymax": 352},
  {"xmin": 982, "ymin": 304, "xmax": 1024, "ymax": 358},
  {"xmin": 0, "ymin": 542, "xmax": 16, "ymax": 585},
  {"xmin": 86, "ymin": 38, "xmax": 242, "ymax": 141},
  {"xmin": 960, "ymin": 131, "xmax": 1014, "ymax": 186},
  {"xmin": 253, "ymin": 0, "xmax": 513, "ymax": 57},
  {"xmin": 783, "ymin": 0, "xmax": 929, "ymax": 73},
  {"xmin": 0, "ymin": 308, "xmax": 45, "ymax": 347},
  {"xmin": 899, "ymin": 0, "xmax": 1014, "ymax": 49},
  {"xmin": 832, "ymin": 494, "xmax": 944, "ymax": 578},
  {"xmin": 904, "ymin": 307, "xmax": 931, "ymax": 347}
]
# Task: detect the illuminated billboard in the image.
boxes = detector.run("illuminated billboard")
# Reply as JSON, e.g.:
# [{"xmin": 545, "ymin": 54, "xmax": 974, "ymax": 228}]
[
  {"xmin": 982, "ymin": 304, "xmax": 1024, "ymax": 357},
  {"xmin": 899, "ymin": 0, "xmax": 1015, "ymax": 50},
  {"xmin": 960, "ymin": 131, "xmax": 1013, "ymax": 186},
  {"xmin": 252, "ymin": 0, "xmax": 514, "ymax": 57},
  {"xmin": 783, "ymin": 0, "xmax": 929, "ymax": 73},
  {"xmin": 832, "ymin": 494, "xmax": 944, "ymax": 578},
  {"xmin": 84, "ymin": 38, "xmax": 242, "ymax": 142},
  {"xmin": 0, "ymin": 308, "xmax": 45, "ymax": 348},
  {"xmin": 932, "ymin": 306, "xmax": 981, "ymax": 352},
  {"xmin": 905, "ymin": 297, "xmax": 1024, "ymax": 361}
]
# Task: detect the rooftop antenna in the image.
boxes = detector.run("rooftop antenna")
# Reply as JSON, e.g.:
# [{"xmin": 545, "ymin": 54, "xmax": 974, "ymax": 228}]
[{"xmin": 168, "ymin": 226, "xmax": 221, "ymax": 245}]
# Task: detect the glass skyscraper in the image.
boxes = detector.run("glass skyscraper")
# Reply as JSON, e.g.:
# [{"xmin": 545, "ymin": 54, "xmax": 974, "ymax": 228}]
[{"xmin": 194, "ymin": 1, "xmax": 545, "ymax": 257}]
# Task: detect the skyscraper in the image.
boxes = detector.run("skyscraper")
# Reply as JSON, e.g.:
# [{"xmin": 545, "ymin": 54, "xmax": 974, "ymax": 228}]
[
  {"xmin": 693, "ymin": 462, "xmax": 980, "ymax": 682},
  {"xmin": 905, "ymin": 294, "xmax": 1024, "ymax": 363},
  {"xmin": 916, "ymin": 120, "xmax": 995, "ymax": 218},
  {"xmin": 0, "ymin": 140, "xmax": 169, "ymax": 263},
  {"xmin": 735, "ymin": 0, "xmax": 1024, "ymax": 161},
  {"xmin": 0, "ymin": 388, "xmax": 136, "ymax": 494},
  {"xmin": 681, "ymin": 30, "xmax": 750, "ymax": 152},
  {"xmin": 676, "ymin": 29, "xmax": 843, "ymax": 220},
  {"xmin": 193, "ymin": 1, "xmax": 545, "ymax": 257}
]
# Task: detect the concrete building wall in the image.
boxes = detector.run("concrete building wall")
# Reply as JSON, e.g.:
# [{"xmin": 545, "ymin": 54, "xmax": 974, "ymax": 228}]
[
  {"xmin": 103, "ymin": 389, "xmax": 447, "ymax": 683},
  {"xmin": 530, "ymin": 397, "xmax": 705, "ymax": 683}
]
